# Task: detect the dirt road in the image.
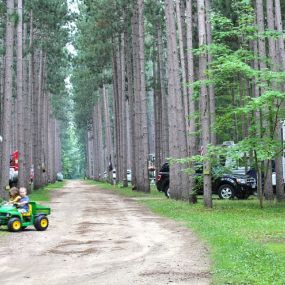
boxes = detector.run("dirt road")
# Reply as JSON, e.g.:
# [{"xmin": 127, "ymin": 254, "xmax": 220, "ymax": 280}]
[{"xmin": 0, "ymin": 180, "xmax": 210, "ymax": 285}]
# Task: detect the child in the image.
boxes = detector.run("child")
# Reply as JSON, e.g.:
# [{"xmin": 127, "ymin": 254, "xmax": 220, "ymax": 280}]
[
  {"xmin": 8, "ymin": 187, "xmax": 21, "ymax": 204},
  {"xmin": 17, "ymin": 187, "xmax": 30, "ymax": 214}
]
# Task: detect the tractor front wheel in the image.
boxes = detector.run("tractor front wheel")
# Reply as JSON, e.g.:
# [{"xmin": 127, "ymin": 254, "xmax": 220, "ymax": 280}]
[
  {"xmin": 34, "ymin": 215, "xmax": 49, "ymax": 231},
  {"xmin": 8, "ymin": 217, "xmax": 22, "ymax": 232}
]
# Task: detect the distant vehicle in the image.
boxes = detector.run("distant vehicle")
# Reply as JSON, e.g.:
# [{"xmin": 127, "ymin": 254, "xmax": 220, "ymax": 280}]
[
  {"xmin": 9, "ymin": 151, "xmax": 19, "ymax": 186},
  {"xmin": 221, "ymin": 126, "xmax": 285, "ymax": 187},
  {"xmin": 156, "ymin": 162, "xmax": 256, "ymax": 199},
  {"xmin": 9, "ymin": 168, "xmax": 18, "ymax": 186},
  {"xmin": 112, "ymin": 169, "xmax": 132, "ymax": 182},
  {"xmin": 8, "ymin": 151, "xmax": 33, "ymax": 185},
  {"xmin": 56, "ymin": 172, "xmax": 64, "ymax": 181},
  {"xmin": 10, "ymin": 151, "xmax": 19, "ymax": 171},
  {"xmin": 127, "ymin": 170, "xmax": 131, "ymax": 182}
]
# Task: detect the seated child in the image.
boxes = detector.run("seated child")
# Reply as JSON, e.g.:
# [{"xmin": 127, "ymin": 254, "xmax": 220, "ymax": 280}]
[
  {"xmin": 17, "ymin": 187, "xmax": 30, "ymax": 214},
  {"xmin": 8, "ymin": 187, "xmax": 21, "ymax": 204}
]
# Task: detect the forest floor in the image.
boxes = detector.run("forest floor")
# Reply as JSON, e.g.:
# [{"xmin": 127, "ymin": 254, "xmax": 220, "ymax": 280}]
[{"xmin": 0, "ymin": 180, "xmax": 210, "ymax": 285}]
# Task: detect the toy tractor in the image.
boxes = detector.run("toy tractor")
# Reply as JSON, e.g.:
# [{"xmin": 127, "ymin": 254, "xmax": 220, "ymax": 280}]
[{"xmin": 0, "ymin": 201, "xmax": 51, "ymax": 232}]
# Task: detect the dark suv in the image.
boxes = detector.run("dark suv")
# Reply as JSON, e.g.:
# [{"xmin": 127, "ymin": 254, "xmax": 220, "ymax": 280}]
[{"xmin": 156, "ymin": 163, "xmax": 256, "ymax": 199}]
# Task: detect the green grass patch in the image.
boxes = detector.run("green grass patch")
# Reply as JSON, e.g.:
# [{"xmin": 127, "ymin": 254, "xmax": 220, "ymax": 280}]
[
  {"xmin": 89, "ymin": 180, "xmax": 285, "ymax": 285},
  {"xmin": 29, "ymin": 181, "xmax": 65, "ymax": 202}
]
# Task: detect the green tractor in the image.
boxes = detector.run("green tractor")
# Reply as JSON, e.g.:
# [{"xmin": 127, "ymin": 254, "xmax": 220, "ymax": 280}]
[{"xmin": 0, "ymin": 201, "xmax": 51, "ymax": 232}]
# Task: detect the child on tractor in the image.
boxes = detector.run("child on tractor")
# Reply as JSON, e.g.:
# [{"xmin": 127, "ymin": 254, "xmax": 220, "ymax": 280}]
[
  {"xmin": 8, "ymin": 187, "xmax": 21, "ymax": 204},
  {"xmin": 16, "ymin": 187, "xmax": 30, "ymax": 214}
]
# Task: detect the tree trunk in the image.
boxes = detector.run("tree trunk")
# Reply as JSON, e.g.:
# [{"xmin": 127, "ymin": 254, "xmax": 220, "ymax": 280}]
[
  {"xmin": 92, "ymin": 105, "xmax": 99, "ymax": 180},
  {"xmin": 121, "ymin": 33, "xmax": 128, "ymax": 187},
  {"xmin": 185, "ymin": 0, "xmax": 197, "ymax": 202},
  {"xmin": 186, "ymin": 0, "xmax": 196, "ymax": 155},
  {"xmin": 205, "ymin": 0, "xmax": 216, "ymax": 145},
  {"xmin": 275, "ymin": 120, "xmax": 285, "ymax": 201},
  {"xmin": 197, "ymin": 0, "xmax": 212, "ymax": 208},
  {"xmin": 153, "ymin": 40, "xmax": 162, "ymax": 180},
  {"xmin": 274, "ymin": 0, "xmax": 285, "ymax": 201},
  {"xmin": 34, "ymin": 49, "xmax": 44, "ymax": 189},
  {"xmin": 157, "ymin": 25, "xmax": 169, "ymax": 162},
  {"xmin": 126, "ymin": 31, "xmax": 137, "ymax": 187},
  {"xmin": 96, "ymin": 98, "xmax": 104, "ymax": 180},
  {"xmin": 24, "ymin": 17, "xmax": 32, "ymax": 191},
  {"xmin": 176, "ymin": 0, "xmax": 189, "ymax": 138},
  {"xmin": 165, "ymin": 0, "xmax": 190, "ymax": 200},
  {"xmin": 103, "ymin": 85, "xmax": 113, "ymax": 183},
  {"xmin": 17, "ymin": 0, "xmax": 25, "ymax": 187},
  {"xmin": 256, "ymin": 0, "xmax": 274, "ymax": 200},
  {"xmin": 0, "ymin": 0, "xmax": 15, "ymax": 198},
  {"xmin": 137, "ymin": 0, "xmax": 150, "ymax": 193}
]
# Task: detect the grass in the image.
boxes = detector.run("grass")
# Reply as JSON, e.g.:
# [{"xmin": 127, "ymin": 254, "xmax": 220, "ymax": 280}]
[
  {"xmin": 88, "ymin": 180, "xmax": 285, "ymax": 285},
  {"xmin": 29, "ymin": 181, "xmax": 65, "ymax": 202}
]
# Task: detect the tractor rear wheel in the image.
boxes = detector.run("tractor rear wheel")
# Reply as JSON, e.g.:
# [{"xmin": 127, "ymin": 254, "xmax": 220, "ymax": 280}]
[
  {"xmin": 34, "ymin": 215, "xmax": 49, "ymax": 231},
  {"xmin": 7, "ymin": 217, "xmax": 22, "ymax": 232}
]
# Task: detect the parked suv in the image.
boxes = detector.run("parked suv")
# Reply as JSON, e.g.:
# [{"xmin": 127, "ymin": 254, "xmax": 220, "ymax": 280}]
[{"xmin": 156, "ymin": 163, "xmax": 256, "ymax": 199}]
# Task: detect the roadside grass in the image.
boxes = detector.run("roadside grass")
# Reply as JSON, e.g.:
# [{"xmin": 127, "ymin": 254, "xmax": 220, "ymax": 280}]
[
  {"xmin": 89, "ymin": 180, "xmax": 285, "ymax": 285},
  {"xmin": 29, "ymin": 181, "xmax": 65, "ymax": 202}
]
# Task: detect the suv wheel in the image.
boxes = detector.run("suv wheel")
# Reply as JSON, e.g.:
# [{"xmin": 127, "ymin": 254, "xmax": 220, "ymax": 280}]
[{"xmin": 218, "ymin": 184, "xmax": 235, "ymax": 199}]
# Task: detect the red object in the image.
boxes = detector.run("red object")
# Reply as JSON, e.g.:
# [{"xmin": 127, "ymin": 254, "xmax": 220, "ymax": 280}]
[
  {"xmin": 10, "ymin": 150, "xmax": 19, "ymax": 171},
  {"xmin": 157, "ymin": 174, "xmax": 162, "ymax": 182}
]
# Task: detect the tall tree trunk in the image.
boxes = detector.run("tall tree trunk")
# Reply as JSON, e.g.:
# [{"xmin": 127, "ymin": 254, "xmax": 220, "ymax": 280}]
[
  {"xmin": 205, "ymin": 0, "xmax": 216, "ymax": 145},
  {"xmin": 197, "ymin": 0, "xmax": 212, "ymax": 208},
  {"xmin": 0, "ymin": 53, "xmax": 4, "ymax": 136},
  {"xmin": 186, "ymin": 0, "xmax": 196, "ymax": 155},
  {"xmin": 275, "ymin": 120, "xmax": 285, "ymax": 201},
  {"xmin": 131, "ymin": 0, "xmax": 150, "ymax": 192},
  {"xmin": 274, "ymin": 0, "xmax": 285, "ymax": 201},
  {"xmin": 17, "ymin": 0, "xmax": 25, "ymax": 187},
  {"xmin": 126, "ymin": 31, "xmax": 137, "ymax": 187},
  {"xmin": 274, "ymin": 0, "xmax": 285, "ymax": 69},
  {"xmin": 256, "ymin": 0, "xmax": 274, "ymax": 200},
  {"xmin": 24, "ymin": 18, "xmax": 32, "ymax": 191},
  {"xmin": 121, "ymin": 33, "xmax": 128, "ymax": 187},
  {"xmin": 153, "ymin": 42, "xmax": 162, "ymax": 180},
  {"xmin": 92, "ymin": 105, "xmax": 99, "ymax": 180},
  {"xmin": 87, "ymin": 131, "xmax": 94, "ymax": 178},
  {"xmin": 103, "ymin": 85, "xmax": 113, "ymax": 183},
  {"xmin": 0, "ymin": 0, "xmax": 15, "ymax": 198},
  {"xmin": 157, "ymin": 25, "xmax": 169, "ymax": 162},
  {"xmin": 185, "ymin": 0, "xmax": 197, "ymax": 202},
  {"xmin": 176, "ymin": 0, "xmax": 189, "ymax": 140},
  {"xmin": 165, "ymin": 0, "xmax": 190, "ymax": 200},
  {"xmin": 137, "ymin": 0, "xmax": 150, "ymax": 193},
  {"xmin": 97, "ymin": 98, "xmax": 104, "ymax": 180},
  {"xmin": 34, "ymin": 49, "xmax": 44, "ymax": 189}
]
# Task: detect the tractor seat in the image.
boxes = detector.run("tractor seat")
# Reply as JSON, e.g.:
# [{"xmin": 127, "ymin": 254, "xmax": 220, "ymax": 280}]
[{"xmin": 22, "ymin": 204, "xmax": 32, "ymax": 217}]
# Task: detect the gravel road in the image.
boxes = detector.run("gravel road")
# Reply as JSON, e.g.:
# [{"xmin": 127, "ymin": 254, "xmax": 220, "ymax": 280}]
[{"xmin": 0, "ymin": 180, "xmax": 210, "ymax": 285}]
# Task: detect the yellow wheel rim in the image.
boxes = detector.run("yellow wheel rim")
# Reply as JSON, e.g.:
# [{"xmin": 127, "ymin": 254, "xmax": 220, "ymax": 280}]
[
  {"xmin": 40, "ymin": 218, "xmax": 48, "ymax": 228},
  {"xmin": 13, "ymin": 221, "xmax": 21, "ymax": 230}
]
